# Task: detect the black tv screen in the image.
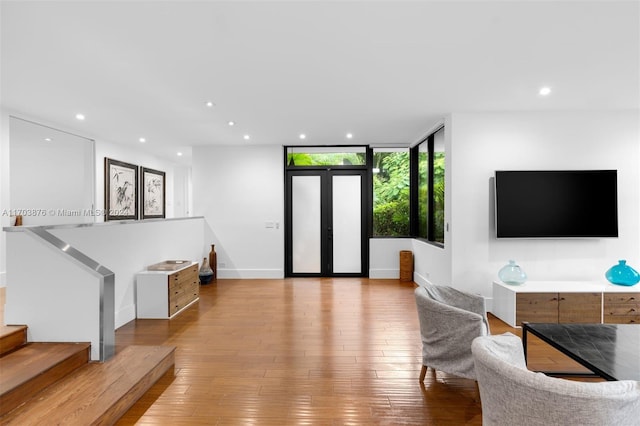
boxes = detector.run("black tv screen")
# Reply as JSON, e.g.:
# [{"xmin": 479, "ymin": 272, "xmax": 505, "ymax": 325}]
[{"xmin": 495, "ymin": 170, "xmax": 618, "ymax": 238}]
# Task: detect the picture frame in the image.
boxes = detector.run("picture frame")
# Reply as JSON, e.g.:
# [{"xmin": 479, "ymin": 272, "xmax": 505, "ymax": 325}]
[
  {"xmin": 104, "ymin": 158, "xmax": 138, "ymax": 221},
  {"xmin": 141, "ymin": 167, "xmax": 166, "ymax": 219}
]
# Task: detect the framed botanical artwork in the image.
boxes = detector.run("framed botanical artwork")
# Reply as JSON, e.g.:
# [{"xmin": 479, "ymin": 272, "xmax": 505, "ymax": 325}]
[
  {"xmin": 141, "ymin": 167, "xmax": 166, "ymax": 219},
  {"xmin": 104, "ymin": 158, "xmax": 138, "ymax": 221}
]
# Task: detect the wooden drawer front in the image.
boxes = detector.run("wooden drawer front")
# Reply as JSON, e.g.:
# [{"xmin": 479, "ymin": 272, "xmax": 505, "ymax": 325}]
[
  {"xmin": 604, "ymin": 293, "xmax": 638, "ymax": 305},
  {"xmin": 603, "ymin": 293, "xmax": 639, "ymax": 324},
  {"xmin": 605, "ymin": 304, "xmax": 639, "ymax": 316},
  {"xmin": 169, "ymin": 292, "xmax": 198, "ymax": 317},
  {"xmin": 169, "ymin": 272, "xmax": 198, "ymax": 291},
  {"xmin": 170, "ymin": 265, "xmax": 198, "ymax": 285},
  {"xmin": 558, "ymin": 293, "xmax": 602, "ymax": 323},
  {"xmin": 603, "ymin": 315, "xmax": 640, "ymax": 324},
  {"xmin": 169, "ymin": 278, "xmax": 186, "ymax": 292},
  {"xmin": 169, "ymin": 280, "xmax": 188, "ymax": 302},
  {"xmin": 168, "ymin": 281, "xmax": 199, "ymax": 317},
  {"xmin": 516, "ymin": 293, "xmax": 558, "ymax": 325}
]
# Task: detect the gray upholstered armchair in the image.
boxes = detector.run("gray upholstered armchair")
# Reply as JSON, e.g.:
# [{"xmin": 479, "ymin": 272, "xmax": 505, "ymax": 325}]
[
  {"xmin": 414, "ymin": 284, "xmax": 490, "ymax": 381},
  {"xmin": 471, "ymin": 333, "xmax": 640, "ymax": 426}
]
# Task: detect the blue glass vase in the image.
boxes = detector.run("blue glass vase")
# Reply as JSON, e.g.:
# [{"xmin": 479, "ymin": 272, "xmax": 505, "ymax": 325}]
[
  {"xmin": 498, "ymin": 260, "xmax": 527, "ymax": 285},
  {"xmin": 605, "ymin": 260, "xmax": 640, "ymax": 286}
]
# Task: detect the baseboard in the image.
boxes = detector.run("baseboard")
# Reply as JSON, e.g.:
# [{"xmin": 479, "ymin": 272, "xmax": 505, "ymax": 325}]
[
  {"xmin": 368, "ymin": 268, "xmax": 399, "ymax": 279},
  {"xmin": 217, "ymin": 269, "xmax": 284, "ymax": 279},
  {"xmin": 115, "ymin": 304, "xmax": 136, "ymax": 329},
  {"xmin": 412, "ymin": 272, "xmax": 432, "ymax": 287}
]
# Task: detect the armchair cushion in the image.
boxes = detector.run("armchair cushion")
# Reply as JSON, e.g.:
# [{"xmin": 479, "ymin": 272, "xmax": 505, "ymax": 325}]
[{"xmin": 472, "ymin": 333, "xmax": 640, "ymax": 426}]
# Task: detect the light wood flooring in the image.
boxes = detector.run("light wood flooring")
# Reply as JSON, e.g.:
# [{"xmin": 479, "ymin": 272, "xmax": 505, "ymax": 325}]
[{"xmin": 115, "ymin": 278, "xmax": 596, "ymax": 425}]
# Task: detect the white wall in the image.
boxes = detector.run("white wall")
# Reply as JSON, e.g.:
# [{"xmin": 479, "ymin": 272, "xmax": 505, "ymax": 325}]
[
  {"xmin": 94, "ymin": 139, "xmax": 178, "ymax": 221},
  {"xmin": 0, "ymin": 111, "xmax": 9, "ymax": 287},
  {"xmin": 369, "ymin": 238, "xmax": 413, "ymax": 278},
  {"xmin": 446, "ymin": 110, "xmax": 639, "ymax": 298},
  {"xmin": 192, "ymin": 145, "xmax": 284, "ymax": 278},
  {"xmin": 173, "ymin": 165, "xmax": 192, "ymax": 217},
  {"xmin": 10, "ymin": 117, "xmax": 95, "ymax": 226}
]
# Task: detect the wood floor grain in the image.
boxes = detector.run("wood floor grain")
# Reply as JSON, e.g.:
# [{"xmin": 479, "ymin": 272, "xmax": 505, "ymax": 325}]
[{"xmin": 114, "ymin": 278, "xmax": 596, "ymax": 425}]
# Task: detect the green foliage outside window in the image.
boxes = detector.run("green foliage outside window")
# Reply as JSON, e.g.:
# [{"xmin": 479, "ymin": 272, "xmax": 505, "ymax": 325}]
[
  {"xmin": 287, "ymin": 153, "xmax": 366, "ymax": 166},
  {"xmin": 432, "ymin": 153, "xmax": 445, "ymax": 243},
  {"xmin": 417, "ymin": 150, "xmax": 445, "ymax": 243},
  {"xmin": 373, "ymin": 151, "xmax": 410, "ymax": 236}
]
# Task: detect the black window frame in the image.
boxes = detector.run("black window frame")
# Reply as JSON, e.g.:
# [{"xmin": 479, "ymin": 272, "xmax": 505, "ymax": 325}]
[{"xmin": 410, "ymin": 126, "xmax": 445, "ymax": 247}]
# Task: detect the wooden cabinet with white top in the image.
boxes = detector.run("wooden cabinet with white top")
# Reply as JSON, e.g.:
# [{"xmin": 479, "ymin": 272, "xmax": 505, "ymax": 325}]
[
  {"xmin": 492, "ymin": 280, "xmax": 639, "ymax": 327},
  {"xmin": 136, "ymin": 262, "xmax": 199, "ymax": 319}
]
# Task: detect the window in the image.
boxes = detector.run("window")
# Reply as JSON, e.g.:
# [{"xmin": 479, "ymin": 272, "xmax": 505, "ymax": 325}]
[
  {"xmin": 412, "ymin": 127, "xmax": 445, "ymax": 245},
  {"xmin": 372, "ymin": 148, "xmax": 410, "ymax": 236},
  {"xmin": 286, "ymin": 146, "xmax": 366, "ymax": 167}
]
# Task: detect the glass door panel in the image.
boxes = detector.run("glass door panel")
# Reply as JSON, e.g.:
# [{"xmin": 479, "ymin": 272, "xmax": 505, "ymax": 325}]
[
  {"xmin": 291, "ymin": 175, "xmax": 322, "ymax": 273},
  {"xmin": 331, "ymin": 175, "xmax": 362, "ymax": 273}
]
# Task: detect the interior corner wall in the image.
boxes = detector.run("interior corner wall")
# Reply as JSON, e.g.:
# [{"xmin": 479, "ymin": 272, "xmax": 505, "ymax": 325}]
[
  {"xmin": 192, "ymin": 144, "xmax": 284, "ymax": 278},
  {"xmin": 448, "ymin": 110, "xmax": 640, "ymax": 298}
]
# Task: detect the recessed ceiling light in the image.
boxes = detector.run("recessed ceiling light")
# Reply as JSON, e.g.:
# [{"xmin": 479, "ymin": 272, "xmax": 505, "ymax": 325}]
[
  {"xmin": 228, "ymin": 121, "xmax": 235, "ymax": 126},
  {"xmin": 44, "ymin": 137, "xmax": 52, "ymax": 142},
  {"xmin": 205, "ymin": 101, "xmax": 215, "ymax": 107},
  {"xmin": 346, "ymin": 133, "xmax": 353, "ymax": 139},
  {"xmin": 299, "ymin": 133, "xmax": 306, "ymax": 140},
  {"xmin": 243, "ymin": 134, "xmax": 250, "ymax": 140},
  {"xmin": 139, "ymin": 137, "xmax": 146, "ymax": 143},
  {"xmin": 177, "ymin": 152, "xmax": 183, "ymax": 157},
  {"xmin": 75, "ymin": 113, "xmax": 85, "ymax": 120},
  {"xmin": 539, "ymin": 87, "xmax": 552, "ymax": 96}
]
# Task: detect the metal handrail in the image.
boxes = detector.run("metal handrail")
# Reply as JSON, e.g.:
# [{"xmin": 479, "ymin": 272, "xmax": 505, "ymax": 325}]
[{"xmin": 24, "ymin": 227, "xmax": 115, "ymax": 361}]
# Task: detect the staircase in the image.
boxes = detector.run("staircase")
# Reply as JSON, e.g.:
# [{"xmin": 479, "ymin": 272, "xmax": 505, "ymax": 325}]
[{"xmin": 0, "ymin": 325, "xmax": 175, "ymax": 425}]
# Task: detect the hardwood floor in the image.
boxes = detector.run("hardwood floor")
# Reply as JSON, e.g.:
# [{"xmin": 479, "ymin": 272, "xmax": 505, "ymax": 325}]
[{"xmin": 115, "ymin": 278, "xmax": 595, "ymax": 425}]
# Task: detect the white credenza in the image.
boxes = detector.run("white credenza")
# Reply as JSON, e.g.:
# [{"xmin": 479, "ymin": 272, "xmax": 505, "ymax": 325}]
[
  {"xmin": 136, "ymin": 262, "xmax": 199, "ymax": 319},
  {"xmin": 492, "ymin": 280, "xmax": 639, "ymax": 327}
]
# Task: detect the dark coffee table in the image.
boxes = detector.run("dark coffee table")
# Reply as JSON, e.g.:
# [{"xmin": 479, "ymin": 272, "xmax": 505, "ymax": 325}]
[{"xmin": 522, "ymin": 322, "xmax": 640, "ymax": 381}]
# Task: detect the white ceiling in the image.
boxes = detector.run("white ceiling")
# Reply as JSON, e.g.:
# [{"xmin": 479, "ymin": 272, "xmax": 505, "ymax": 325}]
[{"xmin": 2, "ymin": 1, "xmax": 638, "ymax": 164}]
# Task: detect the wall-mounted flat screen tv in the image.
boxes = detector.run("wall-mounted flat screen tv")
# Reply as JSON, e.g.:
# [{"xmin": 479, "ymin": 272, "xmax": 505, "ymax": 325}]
[{"xmin": 494, "ymin": 170, "xmax": 618, "ymax": 238}]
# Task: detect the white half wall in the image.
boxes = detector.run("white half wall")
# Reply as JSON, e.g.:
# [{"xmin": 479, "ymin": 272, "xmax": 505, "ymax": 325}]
[
  {"xmin": 47, "ymin": 218, "xmax": 206, "ymax": 327},
  {"xmin": 192, "ymin": 145, "xmax": 284, "ymax": 278},
  {"xmin": 448, "ymin": 110, "xmax": 640, "ymax": 298},
  {"xmin": 5, "ymin": 230, "xmax": 102, "ymax": 359}
]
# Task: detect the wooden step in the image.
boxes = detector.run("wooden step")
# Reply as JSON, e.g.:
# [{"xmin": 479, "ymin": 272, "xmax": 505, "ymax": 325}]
[
  {"xmin": 0, "ymin": 325, "xmax": 28, "ymax": 356},
  {"xmin": 1, "ymin": 345, "xmax": 175, "ymax": 425},
  {"xmin": 0, "ymin": 341, "xmax": 91, "ymax": 417}
]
